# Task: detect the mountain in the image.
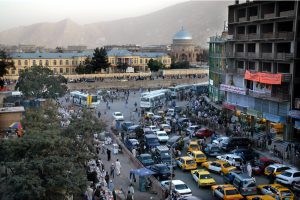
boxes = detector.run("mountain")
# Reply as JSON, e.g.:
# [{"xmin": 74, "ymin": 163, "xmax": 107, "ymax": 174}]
[{"xmin": 0, "ymin": 1, "xmax": 230, "ymax": 48}]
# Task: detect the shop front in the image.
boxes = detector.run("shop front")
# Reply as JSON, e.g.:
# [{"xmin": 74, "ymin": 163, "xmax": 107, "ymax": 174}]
[
  {"xmin": 262, "ymin": 113, "xmax": 286, "ymax": 141},
  {"xmin": 288, "ymin": 110, "xmax": 300, "ymax": 142}
]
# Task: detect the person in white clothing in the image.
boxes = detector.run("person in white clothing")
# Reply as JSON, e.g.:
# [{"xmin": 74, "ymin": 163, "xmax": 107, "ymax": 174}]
[
  {"xmin": 132, "ymin": 148, "xmax": 136, "ymax": 157},
  {"xmin": 247, "ymin": 162, "xmax": 252, "ymax": 177},
  {"xmin": 115, "ymin": 159, "xmax": 121, "ymax": 176},
  {"xmin": 85, "ymin": 185, "xmax": 93, "ymax": 200}
]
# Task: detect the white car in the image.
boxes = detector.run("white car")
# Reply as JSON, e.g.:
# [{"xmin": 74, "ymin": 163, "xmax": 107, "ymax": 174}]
[
  {"xmin": 213, "ymin": 136, "xmax": 229, "ymax": 148},
  {"xmin": 276, "ymin": 169, "xmax": 300, "ymax": 185},
  {"xmin": 167, "ymin": 108, "xmax": 175, "ymax": 117},
  {"xmin": 216, "ymin": 154, "xmax": 243, "ymax": 168},
  {"xmin": 147, "ymin": 125, "xmax": 160, "ymax": 133},
  {"xmin": 112, "ymin": 112, "xmax": 124, "ymax": 121},
  {"xmin": 155, "ymin": 131, "xmax": 169, "ymax": 143},
  {"xmin": 161, "ymin": 180, "xmax": 192, "ymax": 197}
]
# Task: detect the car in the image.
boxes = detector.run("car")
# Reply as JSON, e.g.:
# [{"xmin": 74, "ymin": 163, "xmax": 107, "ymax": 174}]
[
  {"xmin": 231, "ymin": 173, "xmax": 257, "ymax": 196},
  {"xmin": 161, "ymin": 180, "xmax": 192, "ymax": 197},
  {"xmin": 174, "ymin": 106, "xmax": 182, "ymax": 113},
  {"xmin": 194, "ymin": 128, "xmax": 212, "ymax": 138},
  {"xmin": 246, "ymin": 195, "xmax": 276, "ymax": 200},
  {"xmin": 187, "ymin": 151, "xmax": 207, "ymax": 164},
  {"xmin": 144, "ymin": 134, "xmax": 160, "ymax": 150},
  {"xmin": 148, "ymin": 164, "xmax": 174, "ymax": 181},
  {"xmin": 137, "ymin": 154, "xmax": 155, "ymax": 167},
  {"xmin": 292, "ymin": 181, "xmax": 300, "ymax": 195},
  {"xmin": 252, "ymin": 157, "xmax": 278, "ymax": 175},
  {"xmin": 187, "ymin": 140, "xmax": 200, "ymax": 152},
  {"xmin": 147, "ymin": 125, "xmax": 160, "ymax": 133},
  {"xmin": 191, "ymin": 169, "xmax": 216, "ymax": 187},
  {"xmin": 152, "ymin": 115, "xmax": 163, "ymax": 124},
  {"xmin": 211, "ymin": 184, "xmax": 244, "ymax": 200},
  {"xmin": 124, "ymin": 138, "xmax": 139, "ymax": 151},
  {"xmin": 257, "ymin": 184, "xmax": 294, "ymax": 200},
  {"xmin": 127, "ymin": 125, "xmax": 141, "ymax": 134},
  {"xmin": 167, "ymin": 136, "xmax": 184, "ymax": 150},
  {"xmin": 216, "ymin": 154, "xmax": 243, "ymax": 168},
  {"xmin": 186, "ymin": 125, "xmax": 200, "ymax": 136},
  {"xmin": 204, "ymin": 144, "xmax": 221, "ymax": 157},
  {"xmin": 176, "ymin": 156, "xmax": 197, "ymax": 171},
  {"xmin": 144, "ymin": 112, "xmax": 154, "ymax": 119},
  {"xmin": 121, "ymin": 121, "xmax": 133, "ymax": 132},
  {"xmin": 178, "ymin": 196, "xmax": 203, "ymax": 200},
  {"xmin": 222, "ymin": 137, "xmax": 252, "ymax": 151},
  {"xmin": 166, "ymin": 108, "xmax": 175, "ymax": 117},
  {"xmin": 201, "ymin": 160, "xmax": 236, "ymax": 175},
  {"xmin": 212, "ymin": 136, "xmax": 229, "ymax": 147},
  {"xmin": 155, "ymin": 131, "xmax": 169, "ymax": 143},
  {"xmin": 230, "ymin": 148, "xmax": 259, "ymax": 162},
  {"xmin": 160, "ymin": 124, "xmax": 171, "ymax": 134},
  {"xmin": 112, "ymin": 112, "xmax": 124, "ymax": 121},
  {"xmin": 276, "ymin": 169, "xmax": 300, "ymax": 186},
  {"xmin": 152, "ymin": 146, "xmax": 176, "ymax": 167},
  {"xmin": 264, "ymin": 164, "xmax": 292, "ymax": 176},
  {"xmin": 178, "ymin": 118, "xmax": 189, "ymax": 130}
]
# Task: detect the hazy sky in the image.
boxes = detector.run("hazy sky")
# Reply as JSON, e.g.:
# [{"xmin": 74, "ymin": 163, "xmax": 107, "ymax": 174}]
[{"xmin": 0, "ymin": 0, "xmax": 194, "ymax": 31}]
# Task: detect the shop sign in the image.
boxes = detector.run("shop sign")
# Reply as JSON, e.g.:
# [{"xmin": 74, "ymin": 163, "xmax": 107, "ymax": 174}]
[
  {"xmin": 220, "ymin": 84, "xmax": 247, "ymax": 95},
  {"xmin": 223, "ymin": 102, "xmax": 236, "ymax": 111},
  {"xmin": 244, "ymin": 70, "xmax": 282, "ymax": 85},
  {"xmin": 209, "ymin": 79, "xmax": 214, "ymax": 86},
  {"xmin": 295, "ymin": 121, "xmax": 300, "ymax": 129},
  {"xmin": 263, "ymin": 112, "xmax": 286, "ymax": 123},
  {"xmin": 288, "ymin": 110, "xmax": 300, "ymax": 119}
]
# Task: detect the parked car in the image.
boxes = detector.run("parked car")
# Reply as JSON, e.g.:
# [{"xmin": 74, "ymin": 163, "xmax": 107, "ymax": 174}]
[
  {"xmin": 264, "ymin": 164, "xmax": 292, "ymax": 176},
  {"xmin": 222, "ymin": 137, "xmax": 252, "ymax": 151},
  {"xmin": 211, "ymin": 184, "xmax": 243, "ymax": 200},
  {"xmin": 204, "ymin": 144, "xmax": 221, "ymax": 157},
  {"xmin": 137, "ymin": 153, "xmax": 155, "ymax": 167},
  {"xmin": 161, "ymin": 180, "xmax": 192, "ymax": 197},
  {"xmin": 160, "ymin": 124, "xmax": 171, "ymax": 134},
  {"xmin": 186, "ymin": 125, "xmax": 200, "ymax": 136},
  {"xmin": 124, "ymin": 138, "xmax": 139, "ymax": 151},
  {"xmin": 216, "ymin": 154, "xmax": 243, "ymax": 168},
  {"xmin": 201, "ymin": 160, "xmax": 236, "ymax": 175},
  {"xmin": 148, "ymin": 164, "xmax": 174, "ymax": 181},
  {"xmin": 144, "ymin": 134, "xmax": 160, "ymax": 150},
  {"xmin": 230, "ymin": 148, "xmax": 259, "ymax": 162},
  {"xmin": 276, "ymin": 169, "xmax": 300, "ymax": 186},
  {"xmin": 191, "ymin": 169, "xmax": 216, "ymax": 187},
  {"xmin": 257, "ymin": 184, "xmax": 294, "ymax": 200},
  {"xmin": 252, "ymin": 157, "xmax": 278, "ymax": 175},
  {"xmin": 112, "ymin": 112, "xmax": 124, "ymax": 121},
  {"xmin": 194, "ymin": 128, "xmax": 212, "ymax": 138},
  {"xmin": 176, "ymin": 156, "xmax": 197, "ymax": 171},
  {"xmin": 121, "ymin": 121, "xmax": 133, "ymax": 132},
  {"xmin": 155, "ymin": 131, "xmax": 169, "ymax": 143}
]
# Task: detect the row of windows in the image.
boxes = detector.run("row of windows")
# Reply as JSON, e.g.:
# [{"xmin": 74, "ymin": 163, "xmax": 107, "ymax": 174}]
[
  {"xmin": 16, "ymin": 59, "xmax": 85, "ymax": 66},
  {"xmin": 10, "ymin": 67, "xmax": 76, "ymax": 75},
  {"xmin": 110, "ymin": 58, "xmax": 171, "ymax": 65}
]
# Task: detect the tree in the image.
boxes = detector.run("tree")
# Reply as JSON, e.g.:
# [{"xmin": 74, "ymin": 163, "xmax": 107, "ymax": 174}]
[
  {"xmin": 15, "ymin": 66, "xmax": 67, "ymax": 99},
  {"xmin": 75, "ymin": 57, "xmax": 93, "ymax": 74},
  {"xmin": 90, "ymin": 47, "xmax": 110, "ymax": 73},
  {"xmin": 147, "ymin": 59, "xmax": 165, "ymax": 72},
  {"xmin": 116, "ymin": 62, "xmax": 128, "ymax": 72},
  {"xmin": 0, "ymin": 50, "xmax": 15, "ymax": 88},
  {"xmin": 0, "ymin": 102, "xmax": 106, "ymax": 200},
  {"xmin": 170, "ymin": 61, "xmax": 190, "ymax": 69}
]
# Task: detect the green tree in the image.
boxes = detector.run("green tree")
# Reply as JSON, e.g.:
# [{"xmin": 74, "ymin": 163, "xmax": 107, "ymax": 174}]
[
  {"xmin": 116, "ymin": 62, "xmax": 128, "ymax": 72},
  {"xmin": 170, "ymin": 61, "xmax": 190, "ymax": 69},
  {"xmin": 90, "ymin": 47, "xmax": 110, "ymax": 73},
  {"xmin": 0, "ymin": 50, "xmax": 15, "ymax": 88},
  {"xmin": 147, "ymin": 59, "xmax": 165, "ymax": 72},
  {"xmin": 15, "ymin": 66, "xmax": 67, "ymax": 99},
  {"xmin": 75, "ymin": 56, "xmax": 93, "ymax": 74}
]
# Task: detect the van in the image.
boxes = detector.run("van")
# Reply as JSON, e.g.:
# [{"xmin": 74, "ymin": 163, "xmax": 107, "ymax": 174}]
[
  {"xmin": 144, "ymin": 134, "xmax": 160, "ymax": 150},
  {"xmin": 222, "ymin": 137, "xmax": 252, "ymax": 151},
  {"xmin": 152, "ymin": 145, "xmax": 176, "ymax": 167},
  {"xmin": 232, "ymin": 173, "xmax": 257, "ymax": 196}
]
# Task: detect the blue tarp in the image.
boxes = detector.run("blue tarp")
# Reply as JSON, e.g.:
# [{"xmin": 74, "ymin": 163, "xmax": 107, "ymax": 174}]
[
  {"xmin": 263, "ymin": 113, "xmax": 286, "ymax": 123},
  {"xmin": 130, "ymin": 168, "xmax": 155, "ymax": 176}
]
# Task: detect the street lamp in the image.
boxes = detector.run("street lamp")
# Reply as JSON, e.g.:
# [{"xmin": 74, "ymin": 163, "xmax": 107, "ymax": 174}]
[{"xmin": 169, "ymin": 136, "xmax": 190, "ymax": 199}]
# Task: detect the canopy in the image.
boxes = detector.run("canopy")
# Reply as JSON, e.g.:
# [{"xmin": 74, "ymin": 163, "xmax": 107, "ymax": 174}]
[
  {"xmin": 130, "ymin": 168, "xmax": 155, "ymax": 176},
  {"xmin": 9, "ymin": 122, "xmax": 23, "ymax": 130}
]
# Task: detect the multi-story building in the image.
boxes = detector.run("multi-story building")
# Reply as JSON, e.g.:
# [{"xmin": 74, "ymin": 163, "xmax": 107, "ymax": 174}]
[
  {"xmin": 208, "ymin": 32, "xmax": 228, "ymax": 103},
  {"xmin": 223, "ymin": 0, "xmax": 300, "ymax": 141}
]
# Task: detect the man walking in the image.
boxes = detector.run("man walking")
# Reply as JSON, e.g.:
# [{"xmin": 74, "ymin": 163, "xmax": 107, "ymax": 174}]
[
  {"xmin": 107, "ymin": 148, "xmax": 111, "ymax": 161},
  {"xmin": 115, "ymin": 159, "xmax": 121, "ymax": 176},
  {"xmin": 110, "ymin": 163, "xmax": 115, "ymax": 178}
]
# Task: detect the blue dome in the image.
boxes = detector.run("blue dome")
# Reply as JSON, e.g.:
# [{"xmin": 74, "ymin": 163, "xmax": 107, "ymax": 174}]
[{"xmin": 173, "ymin": 27, "xmax": 192, "ymax": 40}]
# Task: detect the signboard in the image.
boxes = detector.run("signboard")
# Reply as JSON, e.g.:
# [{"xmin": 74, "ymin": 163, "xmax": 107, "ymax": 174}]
[
  {"xmin": 245, "ymin": 70, "xmax": 282, "ymax": 85},
  {"xmin": 223, "ymin": 102, "xmax": 236, "ymax": 111},
  {"xmin": 220, "ymin": 84, "xmax": 247, "ymax": 95},
  {"xmin": 209, "ymin": 79, "xmax": 214, "ymax": 86},
  {"xmin": 263, "ymin": 112, "xmax": 286, "ymax": 123},
  {"xmin": 288, "ymin": 110, "xmax": 300, "ymax": 119}
]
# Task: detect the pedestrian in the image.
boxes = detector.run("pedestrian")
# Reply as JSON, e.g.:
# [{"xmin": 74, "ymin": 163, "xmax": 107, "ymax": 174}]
[
  {"xmin": 98, "ymin": 111, "xmax": 101, "ymax": 118},
  {"xmin": 107, "ymin": 148, "xmax": 111, "ymax": 161},
  {"xmin": 115, "ymin": 159, "xmax": 121, "ymax": 176},
  {"xmin": 126, "ymin": 191, "xmax": 134, "ymax": 200},
  {"xmin": 246, "ymin": 162, "xmax": 252, "ymax": 177},
  {"xmin": 132, "ymin": 148, "xmax": 136, "ymax": 158},
  {"xmin": 108, "ymin": 180, "xmax": 115, "ymax": 192},
  {"xmin": 110, "ymin": 163, "xmax": 115, "ymax": 178},
  {"xmin": 85, "ymin": 184, "xmax": 94, "ymax": 200},
  {"xmin": 130, "ymin": 169, "xmax": 136, "ymax": 183},
  {"xmin": 105, "ymin": 172, "xmax": 110, "ymax": 185},
  {"xmin": 128, "ymin": 183, "xmax": 134, "ymax": 195}
]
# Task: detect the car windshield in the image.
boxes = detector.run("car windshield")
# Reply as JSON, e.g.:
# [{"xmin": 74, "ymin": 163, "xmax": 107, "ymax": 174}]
[
  {"xmin": 190, "ymin": 144, "xmax": 199, "ymax": 149},
  {"xmin": 197, "ymin": 154, "xmax": 205, "ymax": 158},
  {"xmin": 143, "ymin": 155, "xmax": 152, "ymax": 160},
  {"xmin": 158, "ymin": 133, "xmax": 168, "ymax": 137},
  {"xmin": 235, "ymin": 158, "xmax": 243, "ymax": 163},
  {"xmin": 277, "ymin": 167, "xmax": 290, "ymax": 172},
  {"xmin": 223, "ymin": 163, "xmax": 231, "ymax": 168},
  {"xmin": 245, "ymin": 180, "xmax": 256, "ymax": 187},
  {"xmin": 161, "ymin": 152, "xmax": 171, "ymax": 158},
  {"xmin": 115, "ymin": 113, "xmax": 122, "ymax": 116},
  {"xmin": 186, "ymin": 160, "xmax": 196, "ymax": 165},
  {"xmin": 281, "ymin": 172, "xmax": 293, "ymax": 177},
  {"xmin": 175, "ymin": 184, "xmax": 188, "ymax": 190},
  {"xmin": 158, "ymin": 166, "xmax": 170, "ymax": 173},
  {"xmin": 200, "ymin": 174, "xmax": 212, "ymax": 179},
  {"xmin": 211, "ymin": 147, "xmax": 220, "ymax": 152},
  {"xmin": 225, "ymin": 189, "xmax": 239, "ymax": 195},
  {"xmin": 281, "ymin": 190, "xmax": 292, "ymax": 197},
  {"xmin": 266, "ymin": 167, "xmax": 275, "ymax": 172},
  {"xmin": 163, "ymin": 125, "xmax": 170, "ymax": 129}
]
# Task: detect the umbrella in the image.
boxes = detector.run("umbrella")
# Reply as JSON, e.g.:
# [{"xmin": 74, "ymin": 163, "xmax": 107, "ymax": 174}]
[
  {"xmin": 9, "ymin": 122, "xmax": 23, "ymax": 130},
  {"xmin": 130, "ymin": 168, "xmax": 156, "ymax": 177}
]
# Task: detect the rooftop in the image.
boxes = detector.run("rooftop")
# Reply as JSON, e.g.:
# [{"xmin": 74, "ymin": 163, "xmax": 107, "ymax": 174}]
[
  {"xmin": 173, "ymin": 27, "xmax": 193, "ymax": 40},
  {"xmin": 0, "ymin": 106, "xmax": 25, "ymax": 113}
]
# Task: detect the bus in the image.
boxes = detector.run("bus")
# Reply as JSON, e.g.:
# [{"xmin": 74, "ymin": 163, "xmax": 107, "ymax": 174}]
[
  {"xmin": 140, "ymin": 93, "xmax": 166, "ymax": 109},
  {"xmin": 70, "ymin": 91, "xmax": 100, "ymax": 108},
  {"xmin": 191, "ymin": 82, "xmax": 209, "ymax": 95},
  {"xmin": 168, "ymin": 84, "xmax": 192, "ymax": 98},
  {"xmin": 141, "ymin": 89, "xmax": 171, "ymax": 98}
]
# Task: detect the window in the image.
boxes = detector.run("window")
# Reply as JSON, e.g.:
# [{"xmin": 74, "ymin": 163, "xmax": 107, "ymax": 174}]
[
  {"xmin": 59, "ymin": 60, "xmax": 63, "ymax": 65},
  {"xmin": 236, "ymin": 44, "xmax": 244, "ymax": 52},
  {"xmin": 53, "ymin": 68, "xmax": 57, "ymax": 73},
  {"xmin": 66, "ymin": 60, "xmax": 69, "ymax": 65},
  {"xmin": 66, "ymin": 68, "xmax": 69, "ymax": 73},
  {"xmin": 140, "ymin": 59, "xmax": 143, "ymax": 64},
  {"xmin": 262, "ymin": 62, "xmax": 272, "ymax": 72},
  {"xmin": 277, "ymin": 63, "xmax": 290, "ymax": 73},
  {"xmin": 39, "ymin": 60, "xmax": 42, "ymax": 66},
  {"xmin": 247, "ymin": 43, "xmax": 256, "ymax": 53},
  {"xmin": 18, "ymin": 60, "xmax": 21, "ymax": 65},
  {"xmin": 60, "ymin": 68, "xmax": 63, "ymax": 73},
  {"xmin": 71, "ymin": 60, "xmax": 74, "ymax": 65},
  {"xmin": 45, "ymin": 60, "xmax": 49, "ymax": 66},
  {"xmin": 71, "ymin": 68, "xmax": 75, "ymax": 73},
  {"xmin": 237, "ymin": 26, "xmax": 245, "ymax": 34},
  {"xmin": 248, "ymin": 62, "xmax": 256, "ymax": 70},
  {"xmin": 248, "ymin": 25, "xmax": 257, "ymax": 34},
  {"xmin": 33, "ymin": 60, "xmax": 36, "ymax": 66},
  {"xmin": 11, "ymin": 69, "xmax": 15, "ymax": 74},
  {"xmin": 237, "ymin": 61, "xmax": 244, "ymax": 69},
  {"xmin": 24, "ymin": 60, "xmax": 28, "ymax": 65},
  {"xmin": 53, "ymin": 60, "xmax": 57, "ymax": 65}
]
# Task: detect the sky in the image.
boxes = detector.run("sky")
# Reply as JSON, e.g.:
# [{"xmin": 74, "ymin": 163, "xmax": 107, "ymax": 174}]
[{"xmin": 0, "ymin": 0, "xmax": 193, "ymax": 31}]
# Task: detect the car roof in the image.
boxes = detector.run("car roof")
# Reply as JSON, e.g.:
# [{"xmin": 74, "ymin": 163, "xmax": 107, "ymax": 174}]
[
  {"xmin": 189, "ymin": 140, "xmax": 198, "ymax": 144},
  {"xmin": 268, "ymin": 164, "xmax": 289, "ymax": 168},
  {"xmin": 171, "ymin": 180, "xmax": 185, "ymax": 185},
  {"xmin": 191, "ymin": 151, "xmax": 204, "ymax": 154},
  {"xmin": 215, "ymin": 160, "xmax": 228, "ymax": 164},
  {"xmin": 223, "ymin": 154, "xmax": 242, "ymax": 158},
  {"xmin": 145, "ymin": 134, "xmax": 158, "ymax": 138},
  {"xmin": 282, "ymin": 169, "xmax": 300, "ymax": 173},
  {"xmin": 180, "ymin": 156, "xmax": 194, "ymax": 160},
  {"xmin": 156, "ymin": 131, "xmax": 167, "ymax": 134},
  {"xmin": 140, "ymin": 153, "xmax": 151, "ymax": 157}
]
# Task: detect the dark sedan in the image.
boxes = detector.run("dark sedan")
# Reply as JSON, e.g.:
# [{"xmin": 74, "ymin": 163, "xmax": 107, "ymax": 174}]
[
  {"xmin": 121, "ymin": 121, "xmax": 133, "ymax": 132},
  {"xmin": 230, "ymin": 148, "xmax": 259, "ymax": 162},
  {"xmin": 251, "ymin": 157, "xmax": 278, "ymax": 175},
  {"xmin": 137, "ymin": 154, "xmax": 155, "ymax": 167},
  {"xmin": 148, "ymin": 164, "xmax": 175, "ymax": 181}
]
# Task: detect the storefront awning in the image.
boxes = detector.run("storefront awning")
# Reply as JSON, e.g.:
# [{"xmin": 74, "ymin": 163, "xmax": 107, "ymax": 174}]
[
  {"xmin": 263, "ymin": 113, "xmax": 286, "ymax": 123},
  {"xmin": 223, "ymin": 102, "xmax": 236, "ymax": 111},
  {"xmin": 247, "ymin": 108, "xmax": 262, "ymax": 118},
  {"xmin": 288, "ymin": 110, "xmax": 300, "ymax": 120}
]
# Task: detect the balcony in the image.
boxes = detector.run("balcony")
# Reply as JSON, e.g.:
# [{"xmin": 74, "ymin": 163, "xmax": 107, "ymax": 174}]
[
  {"xmin": 249, "ymin": 90, "xmax": 290, "ymax": 102},
  {"xmin": 261, "ymin": 52, "xmax": 273, "ymax": 59},
  {"xmin": 249, "ymin": 16, "xmax": 258, "ymax": 21},
  {"xmin": 247, "ymin": 52, "xmax": 259, "ymax": 59},
  {"xmin": 237, "ymin": 68, "xmax": 245, "ymax": 74},
  {"xmin": 276, "ymin": 53, "xmax": 294, "ymax": 60},
  {"xmin": 281, "ymin": 73, "xmax": 292, "ymax": 82},
  {"xmin": 264, "ymin": 13, "xmax": 276, "ymax": 19},
  {"xmin": 238, "ymin": 17, "xmax": 247, "ymax": 22},
  {"xmin": 279, "ymin": 10, "xmax": 295, "ymax": 17},
  {"xmin": 248, "ymin": 34, "xmax": 259, "ymax": 40},
  {"xmin": 235, "ymin": 52, "xmax": 245, "ymax": 58},
  {"xmin": 249, "ymin": 90, "xmax": 271, "ymax": 98},
  {"xmin": 236, "ymin": 34, "xmax": 247, "ymax": 40},
  {"xmin": 225, "ymin": 68, "xmax": 236, "ymax": 74},
  {"xmin": 276, "ymin": 32, "xmax": 294, "ymax": 40},
  {"xmin": 261, "ymin": 33, "xmax": 274, "ymax": 39}
]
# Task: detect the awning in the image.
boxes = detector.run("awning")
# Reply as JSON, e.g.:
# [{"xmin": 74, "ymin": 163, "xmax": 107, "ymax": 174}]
[
  {"xmin": 9, "ymin": 122, "xmax": 23, "ymax": 130},
  {"xmin": 223, "ymin": 102, "xmax": 236, "ymax": 111},
  {"xmin": 247, "ymin": 108, "xmax": 262, "ymax": 118},
  {"xmin": 263, "ymin": 113, "xmax": 286, "ymax": 123},
  {"xmin": 130, "ymin": 168, "xmax": 155, "ymax": 176}
]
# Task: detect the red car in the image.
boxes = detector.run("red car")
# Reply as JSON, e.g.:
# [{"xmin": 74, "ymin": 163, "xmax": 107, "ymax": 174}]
[
  {"xmin": 252, "ymin": 157, "xmax": 279, "ymax": 175},
  {"xmin": 194, "ymin": 128, "xmax": 212, "ymax": 138}
]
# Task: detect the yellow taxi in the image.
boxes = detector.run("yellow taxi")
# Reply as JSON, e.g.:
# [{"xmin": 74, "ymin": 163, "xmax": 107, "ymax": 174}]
[
  {"xmin": 191, "ymin": 169, "xmax": 216, "ymax": 187},
  {"xmin": 176, "ymin": 156, "xmax": 197, "ymax": 171},
  {"xmin": 257, "ymin": 184, "xmax": 294, "ymax": 200},
  {"xmin": 187, "ymin": 150, "xmax": 207, "ymax": 163},
  {"xmin": 246, "ymin": 195, "xmax": 275, "ymax": 200},
  {"xmin": 211, "ymin": 184, "xmax": 244, "ymax": 200},
  {"xmin": 202, "ymin": 160, "xmax": 236, "ymax": 175},
  {"xmin": 187, "ymin": 140, "xmax": 200, "ymax": 152},
  {"xmin": 264, "ymin": 164, "xmax": 291, "ymax": 176}
]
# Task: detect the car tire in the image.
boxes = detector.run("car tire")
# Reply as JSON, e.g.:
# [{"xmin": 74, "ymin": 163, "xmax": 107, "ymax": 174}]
[{"xmin": 292, "ymin": 181, "xmax": 296, "ymax": 187}]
